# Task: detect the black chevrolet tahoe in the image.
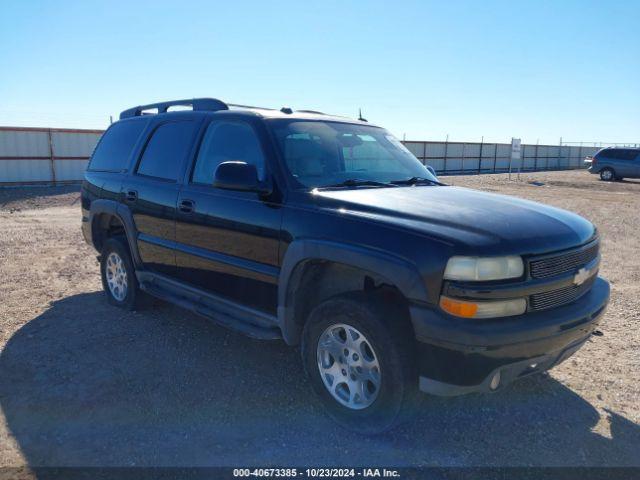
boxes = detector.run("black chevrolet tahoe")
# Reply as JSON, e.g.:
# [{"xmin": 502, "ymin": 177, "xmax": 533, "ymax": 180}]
[{"xmin": 82, "ymin": 98, "xmax": 610, "ymax": 433}]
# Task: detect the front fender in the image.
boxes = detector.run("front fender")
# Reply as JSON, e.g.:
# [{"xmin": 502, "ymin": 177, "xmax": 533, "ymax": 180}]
[{"xmin": 277, "ymin": 239, "xmax": 428, "ymax": 345}]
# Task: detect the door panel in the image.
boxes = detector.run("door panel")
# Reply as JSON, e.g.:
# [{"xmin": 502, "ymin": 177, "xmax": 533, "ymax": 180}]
[
  {"xmin": 174, "ymin": 118, "xmax": 282, "ymax": 314},
  {"xmin": 175, "ymin": 186, "xmax": 281, "ymax": 314},
  {"xmin": 120, "ymin": 119, "xmax": 200, "ymax": 277},
  {"xmin": 122, "ymin": 176, "xmax": 180, "ymax": 277}
]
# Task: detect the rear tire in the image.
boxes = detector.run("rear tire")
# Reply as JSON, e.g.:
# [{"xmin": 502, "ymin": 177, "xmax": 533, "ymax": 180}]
[
  {"xmin": 600, "ymin": 168, "xmax": 615, "ymax": 181},
  {"xmin": 100, "ymin": 236, "xmax": 140, "ymax": 310},
  {"xmin": 301, "ymin": 292, "xmax": 417, "ymax": 434}
]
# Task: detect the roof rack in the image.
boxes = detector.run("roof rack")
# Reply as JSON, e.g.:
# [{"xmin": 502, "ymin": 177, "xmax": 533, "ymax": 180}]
[
  {"xmin": 119, "ymin": 98, "xmax": 229, "ymax": 119},
  {"xmin": 119, "ymin": 98, "xmax": 352, "ymax": 121}
]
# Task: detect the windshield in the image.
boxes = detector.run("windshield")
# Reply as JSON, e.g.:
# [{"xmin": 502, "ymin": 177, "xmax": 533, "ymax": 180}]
[{"xmin": 270, "ymin": 120, "xmax": 437, "ymax": 189}]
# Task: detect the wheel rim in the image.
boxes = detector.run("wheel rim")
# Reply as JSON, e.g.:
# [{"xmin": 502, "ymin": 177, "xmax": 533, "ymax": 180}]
[
  {"xmin": 316, "ymin": 323, "xmax": 381, "ymax": 410},
  {"xmin": 105, "ymin": 252, "xmax": 128, "ymax": 301},
  {"xmin": 602, "ymin": 170, "xmax": 613, "ymax": 180}
]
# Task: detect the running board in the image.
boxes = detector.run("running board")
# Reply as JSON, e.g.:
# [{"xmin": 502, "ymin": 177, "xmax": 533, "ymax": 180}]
[{"xmin": 137, "ymin": 271, "xmax": 282, "ymax": 340}]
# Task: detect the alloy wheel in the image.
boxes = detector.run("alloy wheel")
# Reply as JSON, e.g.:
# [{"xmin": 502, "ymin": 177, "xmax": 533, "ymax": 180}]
[
  {"xmin": 105, "ymin": 252, "xmax": 128, "ymax": 301},
  {"xmin": 316, "ymin": 323, "xmax": 381, "ymax": 410}
]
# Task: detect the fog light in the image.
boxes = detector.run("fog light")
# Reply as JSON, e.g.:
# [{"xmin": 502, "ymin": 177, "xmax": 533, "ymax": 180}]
[{"xmin": 489, "ymin": 371, "xmax": 501, "ymax": 390}]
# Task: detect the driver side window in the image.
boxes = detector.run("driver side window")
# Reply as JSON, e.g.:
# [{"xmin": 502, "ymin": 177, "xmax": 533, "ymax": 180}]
[{"xmin": 192, "ymin": 120, "xmax": 265, "ymax": 185}]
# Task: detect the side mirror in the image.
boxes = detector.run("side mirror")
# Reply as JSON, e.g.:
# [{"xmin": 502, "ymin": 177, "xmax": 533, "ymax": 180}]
[
  {"xmin": 426, "ymin": 165, "xmax": 438, "ymax": 179},
  {"xmin": 213, "ymin": 161, "xmax": 268, "ymax": 193}
]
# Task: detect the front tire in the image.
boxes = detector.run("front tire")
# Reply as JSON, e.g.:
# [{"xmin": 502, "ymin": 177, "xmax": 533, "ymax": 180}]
[
  {"xmin": 301, "ymin": 293, "xmax": 416, "ymax": 434},
  {"xmin": 600, "ymin": 168, "xmax": 615, "ymax": 181},
  {"xmin": 100, "ymin": 236, "xmax": 140, "ymax": 310}
]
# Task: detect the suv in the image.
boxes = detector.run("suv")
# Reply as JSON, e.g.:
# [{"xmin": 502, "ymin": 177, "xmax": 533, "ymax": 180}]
[
  {"xmin": 587, "ymin": 147, "xmax": 640, "ymax": 181},
  {"xmin": 82, "ymin": 98, "xmax": 610, "ymax": 433}
]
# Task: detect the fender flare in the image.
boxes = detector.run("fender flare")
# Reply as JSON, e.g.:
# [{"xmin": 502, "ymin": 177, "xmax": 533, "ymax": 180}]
[
  {"xmin": 89, "ymin": 200, "xmax": 142, "ymax": 267},
  {"xmin": 277, "ymin": 239, "xmax": 428, "ymax": 345}
]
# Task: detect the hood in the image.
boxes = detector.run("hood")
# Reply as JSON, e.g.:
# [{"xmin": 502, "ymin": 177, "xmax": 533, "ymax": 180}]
[{"xmin": 312, "ymin": 185, "xmax": 596, "ymax": 255}]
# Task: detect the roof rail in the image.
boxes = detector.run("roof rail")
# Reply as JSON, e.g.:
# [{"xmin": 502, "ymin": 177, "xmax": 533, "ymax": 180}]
[
  {"xmin": 227, "ymin": 103, "xmax": 276, "ymax": 111},
  {"xmin": 119, "ymin": 98, "xmax": 228, "ymax": 120},
  {"xmin": 296, "ymin": 109, "xmax": 325, "ymax": 115}
]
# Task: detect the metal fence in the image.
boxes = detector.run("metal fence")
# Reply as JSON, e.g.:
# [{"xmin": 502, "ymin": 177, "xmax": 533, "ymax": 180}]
[
  {"xmin": 402, "ymin": 140, "xmax": 601, "ymax": 175},
  {"xmin": 0, "ymin": 126, "xmax": 615, "ymax": 186},
  {"xmin": 0, "ymin": 126, "xmax": 103, "ymax": 186}
]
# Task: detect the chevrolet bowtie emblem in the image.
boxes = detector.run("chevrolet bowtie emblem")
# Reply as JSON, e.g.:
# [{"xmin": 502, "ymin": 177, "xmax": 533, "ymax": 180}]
[{"xmin": 573, "ymin": 267, "xmax": 592, "ymax": 286}]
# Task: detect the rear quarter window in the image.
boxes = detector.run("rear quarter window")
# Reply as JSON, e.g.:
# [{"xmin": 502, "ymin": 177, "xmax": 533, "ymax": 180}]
[{"xmin": 88, "ymin": 120, "xmax": 146, "ymax": 172}]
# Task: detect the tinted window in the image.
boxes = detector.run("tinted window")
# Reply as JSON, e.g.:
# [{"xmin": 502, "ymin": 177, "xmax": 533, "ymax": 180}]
[
  {"xmin": 598, "ymin": 149, "xmax": 639, "ymax": 161},
  {"xmin": 192, "ymin": 121, "xmax": 265, "ymax": 184},
  {"xmin": 137, "ymin": 121, "xmax": 197, "ymax": 181},
  {"xmin": 88, "ymin": 120, "xmax": 146, "ymax": 172}
]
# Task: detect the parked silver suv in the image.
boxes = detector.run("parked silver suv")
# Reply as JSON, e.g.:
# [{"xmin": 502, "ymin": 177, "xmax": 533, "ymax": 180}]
[{"xmin": 587, "ymin": 147, "xmax": 640, "ymax": 181}]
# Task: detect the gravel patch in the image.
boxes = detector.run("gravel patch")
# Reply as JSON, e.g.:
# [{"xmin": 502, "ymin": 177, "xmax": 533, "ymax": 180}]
[{"xmin": 0, "ymin": 171, "xmax": 638, "ymax": 468}]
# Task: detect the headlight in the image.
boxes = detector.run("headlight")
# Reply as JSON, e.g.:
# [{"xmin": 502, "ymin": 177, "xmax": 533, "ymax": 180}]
[
  {"xmin": 444, "ymin": 256, "xmax": 524, "ymax": 281},
  {"xmin": 440, "ymin": 296, "xmax": 527, "ymax": 319}
]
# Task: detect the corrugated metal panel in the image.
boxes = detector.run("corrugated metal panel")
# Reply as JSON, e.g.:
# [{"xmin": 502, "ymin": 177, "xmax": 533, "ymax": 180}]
[
  {"xmin": 464, "ymin": 158, "xmax": 480, "ymax": 171},
  {"xmin": 0, "ymin": 130, "xmax": 50, "ymax": 157},
  {"xmin": 445, "ymin": 158, "xmax": 463, "ymax": 171},
  {"xmin": 425, "ymin": 143, "xmax": 446, "ymax": 157},
  {"xmin": 51, "ymin": 131, "xmax": 102, "ymax": 157},
  {"xmin": 0, "ymin": 128, "xmax": 102, "ymax": 185},
  {"xmin": 0, "ymin": 159, "xmax": 52, "ymax": 182},
  {"xmin": 427, "ymin": 159, "xmax": 445, "ymax": 171},
  {"xmin": 403, "ymin": 142, "xmax": 424, "ymax": 158},
  {"xmin": 445, "ymin": 144, "xmax": 464, "ymax": 157},
  {"xmin": 483, "ymin": 144, "xmax": 497, "ymax": 158},
  {"xmin": 464, "ymin": 144, "xmax": 481, "ymax": 157},
  {"xmin": 53, "ymin": 159, "xmax": 89, "ymax": 181},
  {"xmin": 496, "ymin": 144, "xmax": 511, "ymax": 157}
]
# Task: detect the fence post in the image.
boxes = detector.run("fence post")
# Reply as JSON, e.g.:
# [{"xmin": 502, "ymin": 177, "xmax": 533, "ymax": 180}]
[
  {"xmin": 422, "ymin": 141, "xmax": 427, "ymax": 167},
  {"xmin": 558, "ymin": 138, "xmax": 563, "ymax": 170},
  {"xmin": 493, "ymin": 143, "xmax": 498, "ymax": 173},
  {"xmin": 47, "ymin": 129, "xmax": 56, "ymax": 185},
  {"xmin": 443, "ymin": 134, "xmax": 449, "ymax": 173},
  {"xmin": 478, "ymin": 136, "xmax": 483, "ymax": 174},
  {"xmin": 461, "ymin": 142, "xmax": 466, "ymax": 174}
]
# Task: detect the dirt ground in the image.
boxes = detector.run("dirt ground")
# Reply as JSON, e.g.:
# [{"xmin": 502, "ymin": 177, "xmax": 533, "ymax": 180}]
[{"xmin": 0, "ymin": 170, "xmax": 638, "ymax": 470}]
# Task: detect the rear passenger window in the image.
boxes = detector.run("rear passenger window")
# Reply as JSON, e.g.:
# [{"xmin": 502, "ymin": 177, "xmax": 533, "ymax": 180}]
[
  {"xmin": 599, "ymin": 149, "xmax": 639, "ymax": 161},
  {"xmin": 137, "ymin": 121, "xmax": 197, "ymax": 181},
  {"xmin": 192, "ymin": 121, "xmax": 265, "ymax": 185},
  {"xmin": 88, "ymin": 120, "xmax": 146, "ymax": 172}
]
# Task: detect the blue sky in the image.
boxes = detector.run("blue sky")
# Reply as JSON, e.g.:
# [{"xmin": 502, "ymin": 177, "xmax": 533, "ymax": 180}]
[{"xmin": 1, "ymin": 0, "xmax": 638, "ymax": 144}]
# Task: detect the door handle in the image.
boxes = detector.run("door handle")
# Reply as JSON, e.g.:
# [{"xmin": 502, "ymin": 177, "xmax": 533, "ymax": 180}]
[
  {"xmin": 125, "ymin": 190, "xmax": 138, "ymax": 202},
  {"xmin": 179, "ymin": 199, "xmax": 195, "ymax": 214}
]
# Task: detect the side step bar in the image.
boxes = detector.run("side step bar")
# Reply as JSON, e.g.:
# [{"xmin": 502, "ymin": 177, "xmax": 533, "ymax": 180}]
[{"xmin": 137, "ymin": 271, "xmax": 282, "ymax": 340}]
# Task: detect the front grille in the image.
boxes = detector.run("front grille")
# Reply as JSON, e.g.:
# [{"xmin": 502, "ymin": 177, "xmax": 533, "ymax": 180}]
[
  {"xmin": 529, "ymin": 241, "xmax": 599, "ymax": 279},
  {"xmin": 529, "ymin": 275, "xmax": 596, "ymax": 311}
]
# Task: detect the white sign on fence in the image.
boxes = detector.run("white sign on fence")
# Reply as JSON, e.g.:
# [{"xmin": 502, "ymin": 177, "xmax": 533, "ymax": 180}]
[
  {"xmin": 511, "ymin": 138, "xmax": 522, "ymax": 160},
  {"xmin": 508, "ymin": 137, "xmax": 522, "ymax": 179}
]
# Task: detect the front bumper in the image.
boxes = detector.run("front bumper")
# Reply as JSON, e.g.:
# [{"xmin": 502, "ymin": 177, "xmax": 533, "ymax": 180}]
[{"xmin": 410, "ymin": 276, "xmax": 610, "ymax": 396}]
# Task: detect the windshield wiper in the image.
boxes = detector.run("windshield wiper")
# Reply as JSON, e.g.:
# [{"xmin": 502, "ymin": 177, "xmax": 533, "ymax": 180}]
[
  {"xmin": 390, "ymin": 176, "xmax": 445, "ymax": 186},
  {"xmin": 317, "ymin": 179, "xmax": 398, "ymax": 189}
]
